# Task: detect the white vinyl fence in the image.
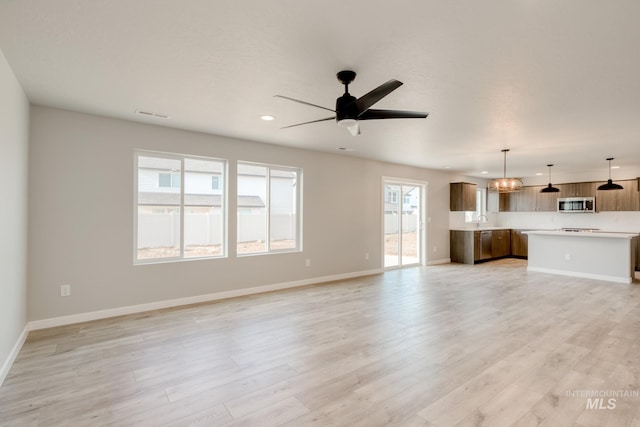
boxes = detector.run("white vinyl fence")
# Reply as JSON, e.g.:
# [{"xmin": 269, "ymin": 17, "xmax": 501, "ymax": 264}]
[
  {"xmin": 138, "ymin": 213, "xmax": 296, "ymax": 248},
  {"xmin": 384, "ymin": 213, "xmax": 418, "ymax": 235}
]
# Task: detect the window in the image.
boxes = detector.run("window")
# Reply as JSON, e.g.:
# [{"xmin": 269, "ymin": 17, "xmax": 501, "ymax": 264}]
[
  {"xmin": 159, "ymin": 172, "xmax": 180, "ymax": 188},
  {"xmin": 135, "ymin": 152, "xmax": 227, "ymax": 263},
  {"xmin": 237, "ymin": 162, "xmax": 302, "ymax": 255},
  {"xmin": 465, "ymin": 188, "xmax": 487, "ymax": 223},
  {"xmin": 211, "ymin": 175, "xmax": 220, "ymax": 190}
]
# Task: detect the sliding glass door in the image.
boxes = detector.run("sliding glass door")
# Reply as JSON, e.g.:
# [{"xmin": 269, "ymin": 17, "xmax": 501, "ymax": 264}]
[{"xmin": 383, "ymin": 180, "xmax": 424, "ymax": 268}]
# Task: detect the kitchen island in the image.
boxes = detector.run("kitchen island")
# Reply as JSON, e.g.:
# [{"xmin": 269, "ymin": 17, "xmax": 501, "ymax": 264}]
[{"xmin": 526, "ymin": 230, "xmax": 639, "ymax": 284}]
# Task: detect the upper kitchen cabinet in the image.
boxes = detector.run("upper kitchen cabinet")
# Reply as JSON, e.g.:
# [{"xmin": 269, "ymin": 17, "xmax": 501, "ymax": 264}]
[
  {"xmin": 491, "ymin": 186, "xmax": 556, "ymax": 212},
  {"xmin": 596, "ymin": 179, "xmax": 640, "ymax": 211},
  {"xmin": 536, "ymin": 190, "xmax": 558, "ymax": 212},
  {"xmin": 450, "ymin": 182, "xmax": 477, "ymax": 211},
  {"xmin": 557, "ymin": 182, "xmax": 596, "ymax": 198},
  {"xmin": 486, "ymin": 191, "xmax": 517, "ymax": 212},
  {"xmin": 516, "ymin": 186, "xmax": 540, "ymax": 211}
]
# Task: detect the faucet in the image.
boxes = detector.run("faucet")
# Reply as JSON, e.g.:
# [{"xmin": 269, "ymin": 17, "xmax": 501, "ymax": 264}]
[{"xmin": 476, "ymin": 214, "xmax": 488, "ymax": 228}]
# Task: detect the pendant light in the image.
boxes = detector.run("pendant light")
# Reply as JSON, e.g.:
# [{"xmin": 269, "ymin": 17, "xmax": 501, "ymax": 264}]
[
  {"xmin": 540, "ymin": 164, "xmax": 560, "ymax": 193},
  {"xmin": 597, "ymin": 157, "xmax": 623, "ymax": 190},
  {"xmin": 489, "ymin": 149, "xmax": 523, "ymax": 193}
]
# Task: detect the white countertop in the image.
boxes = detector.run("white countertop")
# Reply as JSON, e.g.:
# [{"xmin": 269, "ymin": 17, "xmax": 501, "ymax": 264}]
[
  {"xmin": 525, "ymin": 230, "xmax": 639, "ymax": 239},
  {"xmin": 450, "ymin": 227, "xmax": 511, "ymax": 231}
]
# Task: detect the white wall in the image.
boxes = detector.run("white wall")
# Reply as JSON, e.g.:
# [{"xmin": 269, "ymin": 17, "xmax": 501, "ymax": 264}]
[
  {"xmin": 0, "ymin": 50, "xmax": 29, "ymax": 382},
  {"xmin": 27, "ymin": 106, "xmax": 456, "ymax": 321}
]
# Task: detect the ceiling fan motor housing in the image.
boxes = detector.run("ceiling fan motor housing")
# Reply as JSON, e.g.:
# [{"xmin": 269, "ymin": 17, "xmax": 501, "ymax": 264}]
[{"xmin": 336, "ymin": 94, "xmax": 358, "ymax": 124}]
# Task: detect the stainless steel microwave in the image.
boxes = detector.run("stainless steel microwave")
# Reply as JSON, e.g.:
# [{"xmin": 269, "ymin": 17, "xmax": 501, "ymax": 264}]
[{"xmin": 557, "ymin": 197, "xmax": 596, "ymax": 213}]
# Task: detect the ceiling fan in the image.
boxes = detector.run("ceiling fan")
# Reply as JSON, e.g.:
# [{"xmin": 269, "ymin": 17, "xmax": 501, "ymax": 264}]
[{"xmin": 275, "ymin": 70, "xmax": 429, "ymax": 136}]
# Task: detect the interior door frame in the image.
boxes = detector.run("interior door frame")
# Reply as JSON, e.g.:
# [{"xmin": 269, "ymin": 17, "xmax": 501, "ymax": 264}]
[{"xmin": 381, "ymin": 176, "xmax": 427, "ymax": 269}]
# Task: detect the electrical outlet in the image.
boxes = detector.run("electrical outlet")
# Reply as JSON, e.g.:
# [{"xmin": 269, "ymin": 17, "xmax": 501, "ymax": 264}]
[
  {"xmin": 305, "ymin": 259, "xmax": 311, "ymax": 267},
  {"xmin": 433, "ymin": 246, "xmax": 437, "ymax": 253},
  {"xmin": 565, "ymin": 253, "xmax": 571, "ymax": 261},
  {"xmin": 365, "ymin": 252, "xmax": 369, "ymax": 260},
  {"xmin": 60, "ymin": 284, "xmax": 71, "ymax": 297}
]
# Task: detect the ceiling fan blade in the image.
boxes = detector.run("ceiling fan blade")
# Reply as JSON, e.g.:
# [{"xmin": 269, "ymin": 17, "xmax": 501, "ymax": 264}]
[
  {"xmin": 281, "ymin": 116, "xmax": 335, "ymax": 129},
  {"xmin": 347, "ymin": 123, "xmax": 360, "ymax": 136},
  {"xmin": 354, "ymin": 80, "xmax": 403, "ymax": 114},
  {"xmin": 358, "ymin": 109, "xmax": 429, "ymax": 120},
  {"xmin": 274, "ymin": 95, "xmax": 335, "ymax": 113}
]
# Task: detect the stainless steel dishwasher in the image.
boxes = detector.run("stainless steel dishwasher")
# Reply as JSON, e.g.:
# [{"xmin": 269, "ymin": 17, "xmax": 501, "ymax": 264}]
[{"xmin": 480, "ymin": 231, "xmax": 492, "ymax": 260}]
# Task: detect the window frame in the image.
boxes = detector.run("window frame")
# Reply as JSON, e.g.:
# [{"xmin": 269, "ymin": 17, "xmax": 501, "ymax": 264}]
[
  {"xmin": 134, "ymin": 150, "xmax": 228, "ymax": 264},
  {"xmin": 465, "ymin": 187, "xmax": 487, "ymax": 223},
  {"xmin": 236, "ymin": 161, "xmax": 303, "ymax": 256}
]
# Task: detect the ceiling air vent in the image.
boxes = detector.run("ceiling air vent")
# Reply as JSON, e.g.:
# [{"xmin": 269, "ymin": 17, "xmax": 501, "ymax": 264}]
[{"xmin": 135, "ymin": 109, "xmax": 170, "ymax": 119}]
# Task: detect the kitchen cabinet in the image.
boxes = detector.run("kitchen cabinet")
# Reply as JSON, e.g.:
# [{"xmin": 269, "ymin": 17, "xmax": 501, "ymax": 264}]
[
  {"xmin": 487, "ymin": 189, "xmax": 513, "ymax": 213},
  {"xmin": 488, "ymin": 179, "xmax": 639, "ymax": 213},
  {"xmin": 596, "ymin": 179, "xmax": 639, "ymax": 211},
  {"xmin": 511, "ymin": 229, "xmax": 528, "ymax": 258},
  {"xmin": 493, "ymin": 186, "xmax": 556, "ymax": 212},
  {"xmin": 516, "ymin": 186, "xmax": 539, "ymax": 212},
  {"xmin": 491, "ymin": 229, "xmax": 511, "ymax": 257},
  {"xmin": 450, "ymin": 229, "xmax": 511, "ymax": 264},
  {"xmin": 450, "ymin": 230, "xmax": 477, "ymax": 264},
  {"xmin": 558, "ymin": 182, "xmax": 596, "ymax": 198},
  {"xmin": 536, "ymin": 190, "xmax": 558, "ymax": 212},
  {"xmin": 450, "ymin": 182, "xmax": 477, "ymax": 211}
]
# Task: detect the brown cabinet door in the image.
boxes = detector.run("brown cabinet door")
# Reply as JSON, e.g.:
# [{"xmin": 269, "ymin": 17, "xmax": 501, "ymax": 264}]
[
  {"xmin": 536, "ymin": 191, "xmax": 558, "ymax": 212},
  {"xmin": 450, "ymin": 230, "xmax": 475, "ymax": 264},
  {"xmin": 597, "ymin": 179, "xmax": 639, "ymax": 211},
  {"xmin": 510, "ymin": 229, "xmax": 528, "ymax": 257},
  {"xmin": 499, "ymin": 192, "xmax": 517, "ymax": 212},
  {"xmin": 450, "ymin": 183, "xmax": 477, "ymax": 211},
  {"xmin": 616, "ymin": 179, "xmax": 639, "ymax": 211},
  {"xmin": 557, "ymin": 182, "xmax": 596, "ymax": 197},
  {"xmin": 491, "ymin": 230, "xmax": 511, "ymax": 258},
  {"xmin": 575, "ymin": 182, "xmax": 596, "ymax": 197},
  {"xmin": 516, "ymin": 186, "xmax": 538, "ymax": 211}
]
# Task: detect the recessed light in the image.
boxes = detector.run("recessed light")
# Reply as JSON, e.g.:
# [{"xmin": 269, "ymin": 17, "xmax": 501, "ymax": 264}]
[
  {"xmin": 336, "ymin": 147, "xmax": 354, "ymax": 152},
  {"xmin": 611, "ymin": 165, "xmax": 620, "ymax": 169},
  {"xmin": 444, "ymin": 166, "xmax": 451, "ymax": 169},
  {"xmin": 536, "ymin": 172, "xmax": 543, "ymax": 176},
  {"xmin": 481, "ymin": 171, "xmax": 488, "ymax": 174},
  {"xmin": 260, "ymin": 115, "xmax": 275, "ymax": 121}
]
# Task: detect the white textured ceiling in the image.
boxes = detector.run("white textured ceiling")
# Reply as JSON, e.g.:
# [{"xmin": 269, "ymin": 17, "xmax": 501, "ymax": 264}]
[{"xmin": 1, "ymin": 0, "xmax": 639, "ymax": 182}]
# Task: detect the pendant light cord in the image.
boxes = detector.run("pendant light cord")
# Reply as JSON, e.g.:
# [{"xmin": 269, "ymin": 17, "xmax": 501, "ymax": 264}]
[{"xmin": 502, "ymin": 149, "xmax": 509, "ymax": 179}]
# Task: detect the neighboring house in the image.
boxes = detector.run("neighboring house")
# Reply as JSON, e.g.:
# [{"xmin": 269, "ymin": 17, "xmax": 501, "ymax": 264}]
[{"xmin": 137, "ymin": 158, "xmax": 297, "ymax": 250}]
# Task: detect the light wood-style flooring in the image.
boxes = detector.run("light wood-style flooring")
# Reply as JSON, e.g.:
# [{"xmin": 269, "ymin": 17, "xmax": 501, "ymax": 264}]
[{"xmin": 2, "ymin": 259, "xmax": 640, "ymax": 426}]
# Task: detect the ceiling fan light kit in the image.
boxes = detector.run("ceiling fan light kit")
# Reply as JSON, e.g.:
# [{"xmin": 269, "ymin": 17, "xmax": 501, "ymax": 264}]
[
  {"xmin": 489, "ymin": 149, "xmax": 523, "ymax": 193},
  {"xmin": 540, "ymin": 164, "xmax": 560, "ymax": 193},
  {"xmin": 597, "ymin": 157, "xmax": 624, "ymax": 190},
  {"xmin": 276, "ymin": 70, "xmax": 428, "ymax": 136}
]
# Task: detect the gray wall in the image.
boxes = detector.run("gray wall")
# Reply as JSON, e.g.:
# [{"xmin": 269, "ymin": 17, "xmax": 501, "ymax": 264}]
[
  {"xmin": 0, "ymin": 50, "xmax": 29, "ymax": 375},
  {"xmin": 28, "ymin": 106, "xmax": 455, "ymax": 321}
]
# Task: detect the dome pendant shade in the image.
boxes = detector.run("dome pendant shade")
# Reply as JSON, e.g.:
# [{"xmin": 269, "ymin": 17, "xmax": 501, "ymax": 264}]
[
  {"xmin": 540, "ymin": 164, "xmax": 560, "ymax": 193},
  {"xmin": 597, "ymin": 158, "xmax": 623, "ymax": 191},
  {"xmin": 489, "ymin": 149, "xmax": 523, "ymax": 193},
  {"xmin": 540, "ymin": 183, "xmax": 560, "ymax": 193},
  {"xmin": 597, "ymin": 179, "xmax": 624, "ymax": 191}
]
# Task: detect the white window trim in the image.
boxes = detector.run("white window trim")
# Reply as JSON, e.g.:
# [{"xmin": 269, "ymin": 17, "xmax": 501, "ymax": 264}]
[
  {"xmin": 134, "ymin": 150, "xmax": 228, "ymax": 264},
  {"xmin": 237, "ymin": 161, "xmax": 303, "ymax": 256}
]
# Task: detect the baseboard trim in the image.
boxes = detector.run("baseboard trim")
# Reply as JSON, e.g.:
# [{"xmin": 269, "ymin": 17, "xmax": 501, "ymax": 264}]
[
  {"xmin": 28, "ymin": 269, "xmax": 384, "ymax": 331},
  {"xmin": 527, "ymin": 266, "xmax": 632, "ymax": 284},
  {"xmin": 427, "ymin": 258, "xmax": 451, "ymax": 266},
  {"xmin": 0, "ymin": 324, "xmax": 29, "ymax": 387}
]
